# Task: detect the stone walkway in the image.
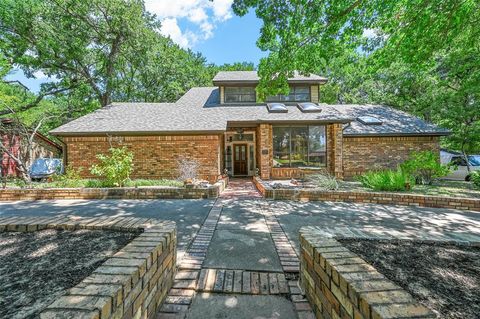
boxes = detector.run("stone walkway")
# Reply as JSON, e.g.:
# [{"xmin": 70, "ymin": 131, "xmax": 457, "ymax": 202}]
[{"xmin": 156, "ymin": 179, "xmax": 313, "ymax": 319}]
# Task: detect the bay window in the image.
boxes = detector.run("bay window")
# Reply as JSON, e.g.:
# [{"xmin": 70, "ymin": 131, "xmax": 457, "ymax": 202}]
[{"xmin": 273, "ymin": 125, "xmax": 326, "ymax": 167}]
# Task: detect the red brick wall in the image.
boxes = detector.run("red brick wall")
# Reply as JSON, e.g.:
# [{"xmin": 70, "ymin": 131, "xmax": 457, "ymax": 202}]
[
  {"xmin": 63, "ymin": 135, "xmax": 221, "ymax": 182},
  {"xmin": 343, "ymin": 135, "xmax": 440, "ymax": 179}
]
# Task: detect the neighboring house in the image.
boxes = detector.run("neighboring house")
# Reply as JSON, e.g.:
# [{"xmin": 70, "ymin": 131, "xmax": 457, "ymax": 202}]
[
  {"xmin": 51, "ymin": 71, "xmax": 449, "ymax": 181},
  {"xmin": 1, "ymin": 119, "xmax": 62, "ymax": 177}
]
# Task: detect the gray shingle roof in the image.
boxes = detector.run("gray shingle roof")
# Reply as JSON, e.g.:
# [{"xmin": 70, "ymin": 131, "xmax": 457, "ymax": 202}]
[
  {"xmin": 212, "ymin": 71, "xmax": 328, "ymax": 84},
  {"xmin": 336, "ymin": 105, "xmax": 450, "ymax": 136},
  {"xmin": 51, "ymin": 87, "xmax": 449, "ymax": 136}
]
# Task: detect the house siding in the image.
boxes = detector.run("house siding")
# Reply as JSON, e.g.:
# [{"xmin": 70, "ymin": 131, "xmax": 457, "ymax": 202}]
[
  {"xmin": 63, "ymin": 135, "xmax": 221, "ymax": 182},
  {"xmin": 343, "ymin": 135, "xmax": 440, "ymax": 179}
]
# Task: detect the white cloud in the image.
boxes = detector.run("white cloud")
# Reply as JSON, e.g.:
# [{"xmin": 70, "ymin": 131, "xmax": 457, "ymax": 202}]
[{"xmin": 145, "ymin": 0, "xmax": 234, "ymax": 48}]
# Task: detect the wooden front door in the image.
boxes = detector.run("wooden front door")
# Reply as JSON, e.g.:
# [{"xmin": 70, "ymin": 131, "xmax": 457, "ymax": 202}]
[{"xmin": 233, "ymin": 144, "xmax": 248, "ymax": 176}]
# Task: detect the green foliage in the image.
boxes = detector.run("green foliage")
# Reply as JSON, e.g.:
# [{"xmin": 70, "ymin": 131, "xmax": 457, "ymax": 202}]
[
  {"xmin": 90, "ymin": 147, "xmax": 134, "ymax": 187},
  {"xmin": 400, "ymin": 151, "xmax": 450, "ymax": 185},
  {"xmin": 307, "ymin": 173, "xmax": 339, "ymax": 190},
  {"xmin": 471, "ymin": 171, "xmax": 480, "ymax": 189},
  {"xmin": 124, "ymin": 179, "xmax": 183, "ymax": 188},
  {"xmin": 357, "ymin": 169, "xmax": 415, "ymax": 192},
  {"xmin": 50, "ymin": 165, "xmax": 84, "ymax": 188},
  {"xmin": 233, "ymin": 0, "xmax": 480, "ymax": 154}
]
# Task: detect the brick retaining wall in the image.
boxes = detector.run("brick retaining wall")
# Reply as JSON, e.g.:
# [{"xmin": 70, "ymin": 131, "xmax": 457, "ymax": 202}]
[
  {"xmin": 0, "ymin": 178, "xmax": 228, "ymax": 201},
  {"xmin": 0, "ymin": 215, "xmax": 177, "ymax": 319},
  {"xmin": 253, "ymin": 177, "xmax": 480, "ymax": 212},
  {"xmin": 299, "ymin": 227, "xmax": 435, "ymax": 319}
]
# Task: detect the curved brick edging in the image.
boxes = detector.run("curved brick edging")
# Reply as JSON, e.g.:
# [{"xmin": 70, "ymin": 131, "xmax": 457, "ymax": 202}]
[
  {"xmin": 253, "ymin": 176, "xmax": 480, "ymax": 212},
  {"xmin": 0, "ymin": 178, "xmax": 228, "ymax": 201},
  {"xmin": 299, "ymin": 227, "xmax": 435, "ymax": 319},
  {"xmin": 0, "ymin": 215, "xmax": 177, "ymax": 319}
]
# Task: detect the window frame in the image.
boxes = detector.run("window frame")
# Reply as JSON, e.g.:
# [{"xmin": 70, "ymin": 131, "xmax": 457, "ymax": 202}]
[
  {"xmin": 272, "ymin": 125, "xmax": 327, "ymax": 168},
  {"xmin": 266, "ymin": 86, "xmax": 311, "ymax": 103},
  {"xmin": 224, "ymin": 86, "xmax": 257, "ymax": 103}
]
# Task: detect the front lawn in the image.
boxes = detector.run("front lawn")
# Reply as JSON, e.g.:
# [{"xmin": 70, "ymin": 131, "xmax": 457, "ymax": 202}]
[
  {"xmin": 2, "ymin": 178, "xmax": 184, "ymax": 189},
  {"xmin": 339, "ymin": 179, "xmax": 480, "ymax": 198}
]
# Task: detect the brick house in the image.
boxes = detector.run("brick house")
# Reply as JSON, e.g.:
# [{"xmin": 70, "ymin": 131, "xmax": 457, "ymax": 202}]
[
  {"xmin": 1, "ymin": 119, "xmax": 62, "ymax": 177},
  {"xmin": 51, "ymin": 71, "xmax": 449, "ymax": 181}
]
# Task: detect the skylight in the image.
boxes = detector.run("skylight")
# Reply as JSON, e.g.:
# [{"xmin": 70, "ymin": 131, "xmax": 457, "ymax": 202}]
[
  {"xmin": 357, "ymin": 116, "xmax": 383, "ymax": 125},
  {"xmin": 267, "ymin": 103, "xmax": 288, "ymax": 113},
  {"xmin": 297, "ymin": 102, "xmax": 322, "ymax": 113}
]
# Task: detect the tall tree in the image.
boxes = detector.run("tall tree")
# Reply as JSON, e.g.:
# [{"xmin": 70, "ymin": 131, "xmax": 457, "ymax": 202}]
[{"xmin": 0, "ymin": 0, "xmax": 160, "ymax": 109}]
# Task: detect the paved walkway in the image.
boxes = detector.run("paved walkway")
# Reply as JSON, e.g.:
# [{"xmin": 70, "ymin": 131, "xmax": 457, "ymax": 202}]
[
  {"xmin": 157, "ymin": 179, "xmax": 313, "ymax": 319},
  {"xmin": 1, "ymin": 180, "xmax": 478, "ymax": 318}
]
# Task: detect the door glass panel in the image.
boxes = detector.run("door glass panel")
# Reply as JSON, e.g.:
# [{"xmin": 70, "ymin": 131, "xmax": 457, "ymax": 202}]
[{"xmin": 235, "ymin": 147, "xmax": 240, "ymax": 161}]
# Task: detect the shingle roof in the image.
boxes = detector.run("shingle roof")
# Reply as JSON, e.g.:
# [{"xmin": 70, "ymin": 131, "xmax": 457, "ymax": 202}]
[
  {"xmin": 212, "ymin": 71, "xmax": 328, "ymax": 84},
  {"xmin": 51, "ymin": 87, "xmax": 449, "ymax": 136},
  {"xmin": 336, "ymin": 105, "xmax": 450, "ymax": 136}
]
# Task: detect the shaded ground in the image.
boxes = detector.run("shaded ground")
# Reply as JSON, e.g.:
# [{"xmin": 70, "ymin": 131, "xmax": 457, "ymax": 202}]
[
  {"xmin": 0, "ymin": 229, "xmax": 138, "ymax": 319},
  {"xmin": 272, "ymin": 200, "xmax": 480, "ymax": 253},
  {"xmin": 341, "ymin": 240, "xmax": 480, "ymax": 319},
  {"xmin": 186, "ymin": 293, "xmax": 297, "ymax": 319},
  {"xmin": 0, "ymin": 199, "xmax": 214, "ymax": 259}
]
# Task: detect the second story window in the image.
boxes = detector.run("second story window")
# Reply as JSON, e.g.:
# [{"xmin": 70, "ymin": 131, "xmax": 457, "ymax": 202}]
[
  {"xmin": 267, "ymin": 86, "xmax": 310, "ymax": 102},
  {"xmin": 224, "ymin": 87, "xmax": 256, "ymax": 103}
]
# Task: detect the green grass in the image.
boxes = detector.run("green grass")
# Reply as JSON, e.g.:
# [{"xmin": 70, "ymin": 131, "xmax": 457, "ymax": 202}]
[
  {"xmin": 340, "ymin": 179, "xmax": 480, "ymax": 198},
  {"xmin": 3, "ymin": 179, "xmax": 184, "ymax": 189},
  {"xmin": 356, "ymin": 169, "xmax": 414, "ymax": 192}
]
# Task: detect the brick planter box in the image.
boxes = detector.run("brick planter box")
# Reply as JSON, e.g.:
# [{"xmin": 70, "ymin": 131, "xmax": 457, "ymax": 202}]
[
  {"xmin": 0, "ymin": 178, "xmax": 228, "ymax": 201},
  {"xmin": 253, "ymin": 176, "xmax": 480, "ymax": 212},
  {"xmin": 299, "ymin": 227, "xmax": 435, "ymax": 319},
  {"xmin": 0, "ymin": 215, "xmax": 177, "ymax": 319}
]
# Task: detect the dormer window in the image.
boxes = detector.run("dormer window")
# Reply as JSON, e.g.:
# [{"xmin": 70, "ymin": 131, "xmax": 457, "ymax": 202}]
[
  {"xmin": 224, "ymin": 86, "xmax": 256, "ymax": 103},
  {"xmin": 266, "ymin": 86, "xmax": 310, "ymax": 103}
]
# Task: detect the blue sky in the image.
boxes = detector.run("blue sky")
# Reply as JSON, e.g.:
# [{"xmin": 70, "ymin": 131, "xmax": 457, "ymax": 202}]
[{"xmin": 6, "ymin": 1, "xmax": 266, "ymax": 92}]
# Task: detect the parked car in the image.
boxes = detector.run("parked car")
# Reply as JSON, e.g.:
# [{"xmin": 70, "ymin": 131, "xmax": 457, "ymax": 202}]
[
  {"xmin": 29, "ymin": 158, "xmax": 63, "ymax": 181},
  {"xmin": 440, "ymin": 150, "xmax": 480, "ymax": 181}
]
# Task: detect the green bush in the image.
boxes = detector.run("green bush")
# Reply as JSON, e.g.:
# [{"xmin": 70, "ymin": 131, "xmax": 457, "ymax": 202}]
[
  {"xmin": 51, "ymin": 165, "xmax": 84, "ymax": 188},
  {"xmin": 125, "ymin": 179, "xmax": 183, "ymax": 187},
  {"xmin": 400, "ymin": 151, "xmax": 450, "ymax": 185},
  {"xmin": 471, "ymin": 171, "xmax": 480, "ymax": 189},
  {"xmin": 307, "ymin": 173, "xmax": 339, "ymax": 190},
  {"xmin": 357, "ymin": 169, "xmax": 415, "ymax": 191},
  {"xmin": 90, "ymin": 147, "xmax": 134, "ymax": 187}
]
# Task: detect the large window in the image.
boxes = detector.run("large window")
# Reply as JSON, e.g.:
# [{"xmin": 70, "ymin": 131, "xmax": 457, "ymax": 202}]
[
  {"xmin": 224, "ymin": 87, "xmax": 256, "ymax": 103},
  {"xmin": 273, "ymin": 126, "xmax": 326, "ymax": 167},
  {"xmin": 267, "ymin": 86, "xmax": 310, "ymax": 102}
]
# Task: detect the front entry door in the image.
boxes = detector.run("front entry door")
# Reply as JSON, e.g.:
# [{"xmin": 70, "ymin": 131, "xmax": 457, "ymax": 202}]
[{"xmin": 233, "ymin": 144, "xmax": 248, "ymax": 176}]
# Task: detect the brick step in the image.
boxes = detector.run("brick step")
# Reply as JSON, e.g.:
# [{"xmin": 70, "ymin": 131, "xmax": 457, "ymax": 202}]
[{"xmin": 196, "ymin": 268, "xmax": 290, "ymax": 295}]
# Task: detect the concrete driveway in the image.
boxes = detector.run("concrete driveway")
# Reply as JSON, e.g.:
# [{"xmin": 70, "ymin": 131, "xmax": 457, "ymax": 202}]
[
  {"xmin": 270, "ymin": 200, "xmax": 480, "ymax": 252},
  {"xmin": 0, "ymin": 199, "xmax": 214, "ymax": 257}
]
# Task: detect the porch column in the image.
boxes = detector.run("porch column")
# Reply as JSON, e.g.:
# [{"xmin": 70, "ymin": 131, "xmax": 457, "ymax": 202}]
[
  {"xmin": 256, "ymin": 124, "xmax": 273, "ymax": 179},
  {"xmin": 328, "ymin": 123, "xmax": 344, "ymax": 179}
]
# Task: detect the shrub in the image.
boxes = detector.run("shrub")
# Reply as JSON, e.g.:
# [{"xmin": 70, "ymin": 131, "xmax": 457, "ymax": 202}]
[
  {"xmin": 471, "ymin": 171, "xmax": 480, "ymax": 189},
  {"xmin": 177, "ymin": 157, "xmax": 200, "ymax": 181},
  {"xmin": 51, "ymin": 165, "xmax": 84, "ymax": 188},
  {"xmin": 307, "ymin": 173, "xmax": 339, "ymax": 190},
  {"xmin": 90, "ymin": 147, "xmax": 134, "ymax": 187},
  {"xmin": 357, "ymin": 169, "xmax": 415, "ymax": 191},
  {"xmin": 125, "ymin": 179, "xmax": 183, "ymax": 187},
  {"xmin": 400, "ymin": 151, "xmax": 450, "ymax": 185}
]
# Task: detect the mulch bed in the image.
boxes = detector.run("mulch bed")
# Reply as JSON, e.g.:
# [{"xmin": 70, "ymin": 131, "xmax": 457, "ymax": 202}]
[
  {"xmin": 340, "ymin": 239, "xmax": 480, "ymax": 319},
  {"xmin": 0, "ymin": 228, "xmax": 139, "ymax": 319}
]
